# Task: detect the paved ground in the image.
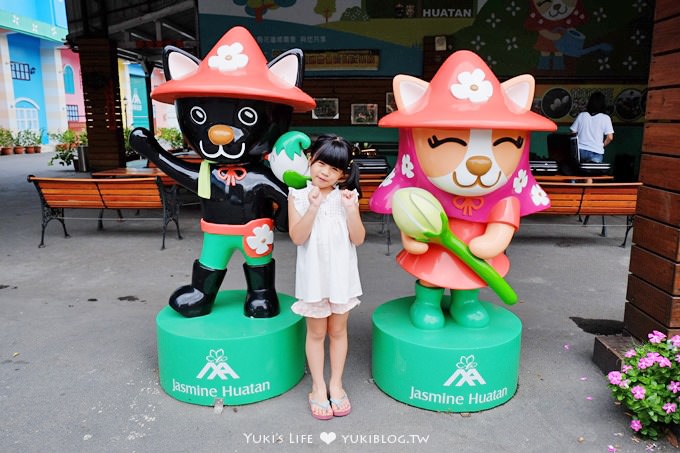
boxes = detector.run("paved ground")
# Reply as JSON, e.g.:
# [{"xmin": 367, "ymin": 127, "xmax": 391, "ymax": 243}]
[{"xmin": 0, "ymin": 151, "xmax": 674, "ymax": 452}]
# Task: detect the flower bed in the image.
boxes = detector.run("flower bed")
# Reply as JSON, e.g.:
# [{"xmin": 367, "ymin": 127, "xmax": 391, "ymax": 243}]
[{"xmin": 607, "ymin": 331, "xmax": 680, "ymax": 439}]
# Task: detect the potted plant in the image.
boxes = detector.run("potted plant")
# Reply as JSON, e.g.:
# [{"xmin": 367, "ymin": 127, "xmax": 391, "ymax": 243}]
[
  {"xmin": 13, "ymin": 129, "xmax": 30, "ymax": 154},
  {"xmin": 0, "ymin": 128, "xmax": 14, "ymax": 155},
  {"xmin": 76, "ymin": 130, "xmax": 89, "ymax": 171},
  {"xmin": 48, "ymin": 129, "xmax": 80, "ymax": 167},
  {"xmin": 157, "ymin": 127, "xmax": 184, "ymax": 151},
  {"xmin": 28, "ymin": 129, "xmax": 44, "ymax": 153},
  {"xmin": 123, "ymin": 127, "xmax": 141, "ymax": 161},
  {"xmin": 607, "ymin": 330, "xmax": 680, "ymax": 440},
  {"xmin": 17, "ymin": 129, "xmax": 43, "ymax": 153}
]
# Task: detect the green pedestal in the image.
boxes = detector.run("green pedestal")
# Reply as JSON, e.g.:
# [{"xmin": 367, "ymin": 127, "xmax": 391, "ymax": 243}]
[
  {"xmin": 372, "ymin": 297, "xmax": 522, "ymax": 412},
  {"xmin": 157, "ymin": 290, "xmax": 305, "ymax": 406}
]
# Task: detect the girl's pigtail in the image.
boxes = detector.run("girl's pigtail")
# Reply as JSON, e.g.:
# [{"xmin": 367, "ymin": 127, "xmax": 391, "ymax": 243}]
[{"xmin": 342, "ymin": 160, "xmax": 362, "ymax": 198}]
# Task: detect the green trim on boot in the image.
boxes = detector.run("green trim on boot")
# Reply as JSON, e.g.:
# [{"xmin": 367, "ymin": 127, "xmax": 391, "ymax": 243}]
[
  {"xmin": 410, "ymin": 281, "xmax": 445, "ymax": 330},
  {"xmin": 449, "ymin": 289, "xmax": 489, "ymax": 328}
]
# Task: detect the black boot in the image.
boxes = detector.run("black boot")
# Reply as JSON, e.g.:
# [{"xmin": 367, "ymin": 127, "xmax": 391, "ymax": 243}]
[
  {"xmin": 243, "ymin": 260, "xmax": 280, "ymax": 318},
  {"xmin": 169, "ymin": 260, "xmax": 226, "ymax": 318}
]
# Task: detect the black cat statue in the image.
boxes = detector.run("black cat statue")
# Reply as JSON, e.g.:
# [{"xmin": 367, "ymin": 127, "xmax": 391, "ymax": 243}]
[{"xmin": 130, "ymin": 26, "xmax": 315, "ymax": 318}]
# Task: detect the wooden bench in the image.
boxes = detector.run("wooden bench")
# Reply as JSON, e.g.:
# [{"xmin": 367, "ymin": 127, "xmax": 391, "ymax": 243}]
[
  {"xmin": 536, "ymin": 182, "xmax": 642, "ymax": 246},
  {"xmin": 27, "ymin": 175, "xmax": 182, "ymax": 249}
]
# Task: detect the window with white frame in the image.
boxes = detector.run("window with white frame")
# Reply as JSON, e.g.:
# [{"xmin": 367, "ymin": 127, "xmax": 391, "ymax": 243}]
[{"xmin": 15, "ymin": 99, "xmax": 40, "ymax": 131}]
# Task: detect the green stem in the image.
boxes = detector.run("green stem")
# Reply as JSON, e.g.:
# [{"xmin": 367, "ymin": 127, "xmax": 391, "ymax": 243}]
[{"xmin": 426, "ymin": 218, "xmax": 517, "ymax": 305}]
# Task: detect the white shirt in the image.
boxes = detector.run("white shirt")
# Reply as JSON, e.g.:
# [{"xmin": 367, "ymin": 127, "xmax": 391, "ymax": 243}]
[
  {"xmin": 570, "ymin": 112, "xmax": 614, "ymax": 154},
  {"xmin": 290, "ymin": 184, "xmax": 362, "ymax": 304}
]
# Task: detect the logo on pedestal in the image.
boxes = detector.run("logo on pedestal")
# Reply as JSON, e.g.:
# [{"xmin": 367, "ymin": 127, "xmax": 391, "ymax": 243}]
[
  {"xmin": 443, "ymin": 355, "xmax": 486, "ymax": 387},
  {"xmin": 196, "ymin": 349, "xmax": 240, "ymax": 380}
]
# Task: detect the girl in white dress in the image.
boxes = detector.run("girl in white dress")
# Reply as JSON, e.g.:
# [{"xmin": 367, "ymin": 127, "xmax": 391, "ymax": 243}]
[{"xmin": 288, "ymin": 135, "xmax": 365, "ymax": 420}]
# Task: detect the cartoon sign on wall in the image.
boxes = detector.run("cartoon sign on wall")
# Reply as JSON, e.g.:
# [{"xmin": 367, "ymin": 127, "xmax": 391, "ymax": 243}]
[{"xmin": 198, "ymin": 1, "xmax": 652, "ymax": 80}]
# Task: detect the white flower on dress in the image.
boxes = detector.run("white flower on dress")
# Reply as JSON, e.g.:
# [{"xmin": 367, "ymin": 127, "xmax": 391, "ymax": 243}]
[
  {"xmin": 246, "ymin": 224, "xmax": 274, "ymax": 255},
  {"xmin": 380, "ymin": 169, "xmax": 396, "ymax": 187},
  {"xmin": 531, "ymin": 184, "xmax": 550, "ymax": 206},
  {"xmin": 450, "ymin": 69, "xmax": 493, "ymax": 103},
  {"xmin": 401, "ymin": 155, "xmax": 415, "ymax": 179},
  {"xmin": 208, "ymin": 43, "xmax": 249, "ymax": 72},
  {"xmin": 513, "ymin": 169, "xmax": 528, "ymax": 194}
]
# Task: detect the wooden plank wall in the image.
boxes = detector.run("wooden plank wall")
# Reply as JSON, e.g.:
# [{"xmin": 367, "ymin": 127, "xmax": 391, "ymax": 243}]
[
  {"xmin": 77, "ymin": 38, "xmax": 125, "ymax": 171},
  {"xmin": 624, "ymin": 0, "xmax": 680, "ymax": 338}
]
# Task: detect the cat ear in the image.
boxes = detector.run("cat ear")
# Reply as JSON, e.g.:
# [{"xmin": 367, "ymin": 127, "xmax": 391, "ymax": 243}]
[
  {"xmin": 268, "ymin": 49, "xmax": 304, "ymax": 88},
  {"xmin": 162, "ymin": 46, "xmax": 200, "ymax": 81},
  {"xmin": 393, "ymin": 75, "xmax": 429, "ymax": 113},
  {"xmin": 501, "ymin": 74, "xmax": 535, "ymax": 114}
]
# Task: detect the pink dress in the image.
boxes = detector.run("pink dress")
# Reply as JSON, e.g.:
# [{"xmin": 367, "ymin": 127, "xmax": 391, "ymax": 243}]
[{"xmin": 397, "ymin": 197, "xmax": 519, "ymax": 289}]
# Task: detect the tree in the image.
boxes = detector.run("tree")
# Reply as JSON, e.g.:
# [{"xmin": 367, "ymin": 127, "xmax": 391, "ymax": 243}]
[
  {"xmin": 314, "ymin": 0, "xmax": 336, "ymax": 23},
  {"xmin": 233, "ymin": 0, "xmax": 297, "ymax": 22}
]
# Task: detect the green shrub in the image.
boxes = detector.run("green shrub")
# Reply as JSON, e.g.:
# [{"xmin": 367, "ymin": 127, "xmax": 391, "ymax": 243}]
[
  {"xmin": 157, "ymin": 127, "xmax": 184, "ymax": 150},
  {"xmin": 0, "ymin": 128, "xmax": 14, "ymax": 147}
]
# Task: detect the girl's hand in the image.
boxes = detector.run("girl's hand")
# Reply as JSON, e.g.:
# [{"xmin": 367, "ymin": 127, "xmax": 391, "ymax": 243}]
[
  {"xmin": 340, "ymin": 189, "xmax": 356, "ymax": 209},
  {"xmin": 308, "ymin": 185, "xmax": 322, "ymax": 207}
]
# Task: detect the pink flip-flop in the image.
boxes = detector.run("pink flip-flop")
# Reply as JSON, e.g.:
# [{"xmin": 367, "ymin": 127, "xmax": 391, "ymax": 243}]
[
  {"xmin": 308, "ymin": 396, "xmax": 333, "ymax": 420},
  {"xmin": 330, "ymin": 394, "xmax": 351, "ymax": 417}
]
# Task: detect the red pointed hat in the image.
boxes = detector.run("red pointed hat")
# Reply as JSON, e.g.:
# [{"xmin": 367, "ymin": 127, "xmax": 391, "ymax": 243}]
[
  {"xmin": 379, "ymin": 50, "xmax": 556, "ymax": 131},
  {"xmin": 152, "ymin": 26, "xmax": 316, "ymax": 112}
]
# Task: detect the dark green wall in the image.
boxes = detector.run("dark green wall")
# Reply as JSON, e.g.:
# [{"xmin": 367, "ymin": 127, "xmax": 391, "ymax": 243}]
[{"xmin": 294, "ymin": 125, "xmax": 642, "ymax": 181}]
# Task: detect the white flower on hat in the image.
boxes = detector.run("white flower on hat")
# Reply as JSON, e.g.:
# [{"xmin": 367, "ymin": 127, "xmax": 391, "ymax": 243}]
[
  {"xmin": 208, "ymin": 42, "xmax": 249, "ymax": 72},
  {"xmin": 450, "ymin": 68, "xmax": 493, "ymax": 103}
]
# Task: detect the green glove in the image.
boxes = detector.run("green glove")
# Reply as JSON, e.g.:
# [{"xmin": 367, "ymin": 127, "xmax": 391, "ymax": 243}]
[{"xmin": 283, "ymin": 170, "xmax": 311, "ymax": 189}]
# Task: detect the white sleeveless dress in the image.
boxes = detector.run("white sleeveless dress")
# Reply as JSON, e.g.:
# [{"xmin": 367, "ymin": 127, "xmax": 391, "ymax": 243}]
[{"xmin": 289, "ymin": 184, "xmax": 362, "ymax": 318}]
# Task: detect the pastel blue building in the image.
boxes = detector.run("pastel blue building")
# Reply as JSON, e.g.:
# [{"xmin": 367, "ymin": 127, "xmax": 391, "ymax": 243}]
[{"xmin": 0, "ymin": 0, "xmax": 71, "ymax": 142}]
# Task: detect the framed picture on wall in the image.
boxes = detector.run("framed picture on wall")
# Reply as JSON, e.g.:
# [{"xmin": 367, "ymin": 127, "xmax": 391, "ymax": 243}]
[
  {"xmin": 386, "ymin": 92, "xmax": 396, "ymax": 113},
  {"xmin": 350, "ymin": 103, "xmax": 378, "ymax": 125},
  {"xmin": 311, "ymin": 98, "xmax": 339, "ymax": 120}
]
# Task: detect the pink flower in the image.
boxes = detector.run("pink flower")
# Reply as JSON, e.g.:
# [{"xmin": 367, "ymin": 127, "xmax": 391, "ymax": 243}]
[
  {"xmin": 631, "ymin": 419, "xmax": 642, "ymax": 432},
  {"xmin": 632, "ymin": 385, "xmax": 646, "ymax": 400},
  {"xmin": 608, "ymin": 371, "xmax": 622, "ymax": 385},
  {"xmin": 648, "ymin": 330, "xmax": 666, "ymax": 344},
  {"xmin": 670, "ymin": 335, "xmax": 680, "ymax": 347},
  {"xmin": 619, "ymin": 379, "xmax": 630, "ymax": 389},
  {"xmin": 625, "ymin": 349, "xmax": 637, "ymax": 358},
  {"xmin": 676, "ymin": 354, "xmax": 680, "ymax": 363},
  {"xmin": 669, "ymin": 381, "xmax": 680, "ymax": 393},
  {"xmin": 621, "ymin": 365, "xmax": 633, "ymax": 373},
  {"xmin": 638, "ymin": 357, "xmax": 655, "ymax": 369},
  {"xmin": 608, "ymin": 445, "xmax": 618, "ymax": 453},
  {"xmin": 657, "ymin": 357, "xmax": 672, "ymax": 368},
  {"xmin": 663, "ymin": 402, "xmax": 677, "ymax": 414}
]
